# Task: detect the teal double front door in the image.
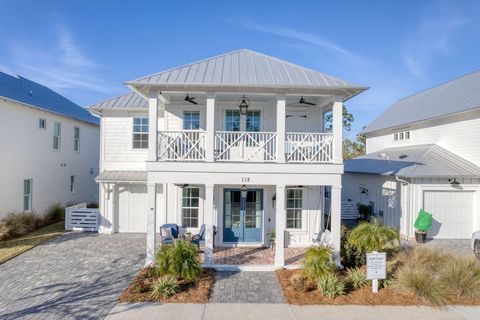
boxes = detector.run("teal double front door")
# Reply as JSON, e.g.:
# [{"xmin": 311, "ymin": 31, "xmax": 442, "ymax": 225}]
[{"xmin": 223, "ymin": 189, "xmax": 263, "ymax": 243}]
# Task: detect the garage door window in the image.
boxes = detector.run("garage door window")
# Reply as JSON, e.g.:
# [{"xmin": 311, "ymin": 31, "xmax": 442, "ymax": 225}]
[{"xmin": 182, "ymin": 187, "xmax": 199, "ymax": 228}]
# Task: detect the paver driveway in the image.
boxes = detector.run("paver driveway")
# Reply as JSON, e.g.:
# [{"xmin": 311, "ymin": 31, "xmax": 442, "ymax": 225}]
[{"xmin": 0, "ymin": 232, "xmax": 145, "ymax": 320}]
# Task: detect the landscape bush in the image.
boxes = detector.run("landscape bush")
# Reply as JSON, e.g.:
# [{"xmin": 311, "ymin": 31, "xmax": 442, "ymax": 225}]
[
  {"xmin": 303, "ymin": 246, "xmax": 336, "ymax": 279},
  {"xmin": 348, "ymin": 219, "xmax": 400, "ymax": 253},
  {"xmin": 340, "ymin": 225, "xmax": 365, "ymax": 268},
  {"xmin": 43, "ymin": 203, "xmax": 65, "ymax": 224},
  {"xmin": 316, "ymin": 273, "xmax": 345, "ymax": 298},
  {"xmin": 289, "ymin": 273, "xmax": 310, "ymax": 292},
  {"xmin": 345, "ymin": 267, "xmax": 368, "ymax": 289},
  {"xmin": 155, "ymin": 240, "xmax": 201, "ymax": 282},
  {"xmin": 393, "ymin": 247, "xmax": 480, "ymax": 305},
  {"xmin": 151, "ymin": 275, "xmax": 179, "ymax": 299}
]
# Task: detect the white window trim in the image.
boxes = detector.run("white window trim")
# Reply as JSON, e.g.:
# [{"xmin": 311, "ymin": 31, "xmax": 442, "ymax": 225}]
[
  {"xmin": 183, "ymin": 110, "xmax": 201, "ymax": 131},
  {"xmin": 393, "ymin": 130, "xmax": 411, "ymax": 141}
]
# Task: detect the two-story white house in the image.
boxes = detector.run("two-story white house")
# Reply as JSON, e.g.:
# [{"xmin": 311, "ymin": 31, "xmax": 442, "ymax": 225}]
[
  {"xmin": 343, "ymin": 70, "xmax": 480, "ymax": 240},
  {"xmin": 0, "ymin": 71, "xmax": 100, "ymax": 217},
  {"xmin": 89, "ymin": 49, "xmax": 367, "ymax": 267}
]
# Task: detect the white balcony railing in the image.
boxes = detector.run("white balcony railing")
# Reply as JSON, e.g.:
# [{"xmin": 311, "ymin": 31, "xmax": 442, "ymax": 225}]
[
  {"xmin": 215, "ymin": 131, "xmax": 277, "ymax": 162},
  {"xmin": 285, "ymin": 133, "xmax": 334, "ymax": 163},
  {"xmin": 158, "ymin": 130, "xmax": 206, "ymax": 161}
]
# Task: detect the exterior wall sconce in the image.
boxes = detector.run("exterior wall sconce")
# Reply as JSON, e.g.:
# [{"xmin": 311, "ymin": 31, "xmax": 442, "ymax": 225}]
[
  {"xmin": 449, "ymin": 178, "xmax": 460, "ymax": 186},
  {"xmin": 272, "ymin": 194, "xmax": 276, "ymax": 209},
  {"xmin": 360, "ymin": 187, "xmax": 368, "ymax": 194},
  {"xmin": 238, "ymin": 95, "xmax": 250, "ymax": 115},
  {"xmin": 240, "ymin": 184, "xmax": 248, "ymax": 198}
]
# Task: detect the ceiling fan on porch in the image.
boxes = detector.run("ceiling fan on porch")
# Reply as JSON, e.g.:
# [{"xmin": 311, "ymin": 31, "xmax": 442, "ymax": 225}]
[
  {"xmin": 185, "ymin": 94, "xmax": 198, "ymax": 104},
  {"xmin": 298, "ymin": 96, "xmax": 316, "ymax": 106}
]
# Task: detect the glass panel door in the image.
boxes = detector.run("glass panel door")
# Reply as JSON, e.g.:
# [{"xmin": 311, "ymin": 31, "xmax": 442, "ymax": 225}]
[
  {"xmin": 243, "ymin": 190, "xmax": 263, "ymax": 242},
  {"xmin": 223, "ymin": 190, "xmax": 242, "ymax": 242}
]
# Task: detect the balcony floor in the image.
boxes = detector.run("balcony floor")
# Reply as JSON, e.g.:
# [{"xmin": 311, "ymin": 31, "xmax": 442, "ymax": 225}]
[{"xmin": 200, "ymin": 246, "xmax": 306, "ymax": 266}]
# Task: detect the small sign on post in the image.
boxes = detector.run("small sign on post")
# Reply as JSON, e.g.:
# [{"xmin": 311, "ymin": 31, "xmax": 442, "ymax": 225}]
[{"xmin": 366, "ymin": 251, "xmax": 386, "ymax": 293}]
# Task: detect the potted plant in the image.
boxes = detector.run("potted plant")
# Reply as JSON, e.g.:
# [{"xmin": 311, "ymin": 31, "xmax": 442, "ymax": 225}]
[
  {"xmin": 267, "ymin": 229, "xmax": 276, "ymax": 250},
  {"xmin": 414, "ymin": 209, "xmax": 432, "ymax": 243}
]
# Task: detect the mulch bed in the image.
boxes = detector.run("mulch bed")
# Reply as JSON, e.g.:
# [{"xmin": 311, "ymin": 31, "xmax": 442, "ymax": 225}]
[
  {"xmin": 119, "ymin": 268, "xmax": 215, "ymax": 303},
  {"xmin": 276, "ymin": 269, "xmax": 480, "ymax": 306}
]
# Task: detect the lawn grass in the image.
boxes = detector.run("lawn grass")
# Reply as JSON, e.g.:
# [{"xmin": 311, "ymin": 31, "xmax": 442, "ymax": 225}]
[{"xmin": 0, "ymin": 221, "xmax": 65, "ymax": 264}]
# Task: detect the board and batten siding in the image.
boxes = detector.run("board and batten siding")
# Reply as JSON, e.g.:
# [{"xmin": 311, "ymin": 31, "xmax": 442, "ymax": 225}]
[
  {"xmin": 0, "ymin": 98, "xmax": 99, "ymax": 217},
  {"xmin": 366, "ymin": 110, "xmax": 480, "ymax": 166}
]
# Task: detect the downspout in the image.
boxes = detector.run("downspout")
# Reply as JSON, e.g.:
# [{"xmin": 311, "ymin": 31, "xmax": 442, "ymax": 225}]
[{"xmin": 395, "ymin": 176, "xmax": 410, "ymax": 239}]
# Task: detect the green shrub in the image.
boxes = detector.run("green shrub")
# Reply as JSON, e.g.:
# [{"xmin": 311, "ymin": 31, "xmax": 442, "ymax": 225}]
[
  {"xmin": 303, "ymin": 246, "xmax": 336, "ymax": 279},
  {"xmin": 43, "ymin": 203, "xmax": 65, "ymax": 224},
  {"xmin": 341, "ymin": 225, "xmax": 365, "ymax": 268},
  {"xmin": 0, "ymin": 220, "xmax": 12, "ymax": 241},
  {"xmin": 151, "ymin": 275, "xmax": 178, "ymax": 299},
  {"xmin": 346, "ymin": 267, "xmax": 368, "ymax": 289},
  {"xmin": 348, "ymin": 219, "xmax": 400, "ymax": 253},
  {"xmin": 316, "ymin": 273, "xmax": 345, "ymax": 298},
  {"xmin": 156, "ymin": 240, "xmax": 201, "ymax": 282},
  {"xmin": 290, "ymin": 273, "xmax": 309, "ymax": 292},
  {"xmin": 0, "ymin": 212, "xmax": 39, "ymax": 239},
  {"xmin": 440, "ymin": 256, "xmax": 480, "ymax": 300},
  {"xmin": 357, "ymin": 203, "xmax": 373, "ymax": 222},
  {"xmin": 395, "ymin": 266, "xmax": 448, "ymax": 306}
]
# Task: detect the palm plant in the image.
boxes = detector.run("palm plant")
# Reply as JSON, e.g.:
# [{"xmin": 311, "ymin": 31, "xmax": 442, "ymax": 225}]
[
  {"xmin": 348, "ymin": 219, "xmax": 400, "ymax": 253},
  {"xmin": 156, "ymin": 240, "xmax": 201, "ymax": 282},
  {"xmin": 302, "ymin": 246, "xmax": 336, "ymax": 279}
]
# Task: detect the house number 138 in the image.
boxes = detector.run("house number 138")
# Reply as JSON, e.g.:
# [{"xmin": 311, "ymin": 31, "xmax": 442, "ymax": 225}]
[{"xmin": 242, "ymin": 177, "xmax": 250, "ymax": 182}]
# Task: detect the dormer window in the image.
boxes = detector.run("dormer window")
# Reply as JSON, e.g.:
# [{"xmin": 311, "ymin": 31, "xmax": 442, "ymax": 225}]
[{"xmin": 394, "ymin": 130, "xmax": 410, "ymax": 141}]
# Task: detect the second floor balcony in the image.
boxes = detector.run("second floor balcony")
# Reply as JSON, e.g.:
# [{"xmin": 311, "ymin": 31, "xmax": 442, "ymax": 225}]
[{"xmin": 157, "ymin": 130, "xmax": 335, "ymax": 163}]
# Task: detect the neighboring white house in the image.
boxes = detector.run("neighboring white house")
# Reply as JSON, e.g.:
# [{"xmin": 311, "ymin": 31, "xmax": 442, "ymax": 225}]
[
  {"xmin": 0, "ymin": 71, "xmax": 100, "ymax": 217},
  {"xmin": 343, "ymin": 70, "xmax": 480, "ymax": 240},
  {"xmin": 88, "ymin": 49, "xmax": 368, "ymax": 266}
]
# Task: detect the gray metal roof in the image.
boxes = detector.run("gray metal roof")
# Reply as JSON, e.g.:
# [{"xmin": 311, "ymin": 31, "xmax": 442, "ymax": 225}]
[
  {"xmin": 126, "ymin": 49, "xmax": 366, "ymax": 90},
  {"xmin": 88, "ymin": 91, "xmax": 148, "ymax": 110},
  {"xmin": 344, "ymin": 144, "xmax": 480, "ymax": 178},
  {"xmin": 96, "ymin": 171, "xmax": 147, "ymax": 182},
  {"xmin": 363, "ymin": 70, "xmax": 480, "ymax": 134},
  {"xmin": 0, "ymin": 71, "xmax": 99, "ymax": 125}
]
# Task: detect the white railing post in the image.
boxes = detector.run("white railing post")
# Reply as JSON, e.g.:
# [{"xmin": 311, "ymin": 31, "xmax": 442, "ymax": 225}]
[
  {"xmin": 206, "ymin": 93, "xmax": 215, "ymax": 162},
  {"xmin": 276, "ymin": 96, "xmax": 286, "ymax": 163},
  {"xmin": 285, "ymin": 133, "xmax": 334, "ymax": 163},
  {"xmin": 332, "ymin": 97, "xmax": 343, "ymax": 164},
  {"xmin": 158, "ymin": 131, "xmax": 206, "ymax": 161},
  {"xmin": 148, "ymin": 91, "xmax": 159, "ymax": 161}
]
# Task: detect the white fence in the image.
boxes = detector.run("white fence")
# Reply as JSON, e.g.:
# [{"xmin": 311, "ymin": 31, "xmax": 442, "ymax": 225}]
[
  {"xmin": 285, "ymin": 133, "xmax": 334, "ymax": 163},
  {"xmin": 215, "ymin": 131, "xmax": 277, "ymax": 162},
  {"xmin": 158, "ymin": 130, "xmax": 206, "ymax": 161},
  {"xmin": 65, "ymin": 203, "xmax": 99, "ymax": 232}
]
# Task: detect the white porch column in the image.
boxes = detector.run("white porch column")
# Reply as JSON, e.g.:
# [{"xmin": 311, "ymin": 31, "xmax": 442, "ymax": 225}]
[
  {"xmin": 331, "ymin": 185, "xmax": 342, "ymax": 266},
  {"xmin": 332, "ymin": 97, "xmax": 343, "ymax": 164},
  {"xmin": 148, "ymin": 91, "xmax": 159, "ymax": 161},
  {"xmin": 275, "ymin": 184, "xmax": 286, "ymax": 267},
  {"xmin": 205, "ymin": 93, "xmax": 216, "ymax": 162},
  {"xmin": 276, "ymin": 96, "xmax": 286, "ymax": 163},
  {"xmin": 146, "ymin": 182, "xmax": 157, "ymax": 266},
  {"xmin": 204, "ymin": 183, "xmax": 214, "ymax": 266}
]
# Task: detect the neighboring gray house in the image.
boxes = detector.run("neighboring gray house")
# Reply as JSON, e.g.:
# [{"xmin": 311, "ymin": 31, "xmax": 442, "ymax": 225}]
[{"xmin": 343, "ymin": 71, "xmax": 480, "ymax": 240}]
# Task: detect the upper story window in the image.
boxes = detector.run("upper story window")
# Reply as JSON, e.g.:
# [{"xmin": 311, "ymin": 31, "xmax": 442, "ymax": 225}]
[
  {"xmin": 246, "ymin": 110, "xmax": 261, "ymax": 132},
  {"xmin": 133, "ymin": 117, "xmax": 149, "ymax": 149},
  {"xmin": 74, "ymin": 127, "xmax": 80, "ymax": 152},
  {"xmin": 53, "ymin": 122, "xmax": 61, "ymax": 150},
  {"xmin": 23, "ymin": 179, "xmax": 32, "ymax": 211},
  {"xmin": 181, "ymin": 187, "xmax": 200, "ymax": 228},
  {"xmin": 394, "ymin": 130, "xmax": 410, "ymax": 141},
  {"xmin": 183, "ymin": 111, "xmax": 200, "ymax": 130},
  {"xmin": 225, "ymin": 110, "xmax": 240, "ymax": 131},
  {"xmin": 39, "ymin": 118, "xmax": 46, "ymax": 129},
  {"xmin": 286, "ymin": 188, "xmax": 303, "ymax": 229},
  {"xmin": 70, "ymin": 175, "xmax": 75, "ymax": 193}
]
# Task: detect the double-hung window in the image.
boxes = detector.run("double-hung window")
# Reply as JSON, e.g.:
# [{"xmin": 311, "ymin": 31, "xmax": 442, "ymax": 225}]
[
  {"xmin": 70, "ymin": 175, "xmax": 75, "ymax": 193},
  {"xmin": 182, "ymin": 187, "xmax": 200, "ymax": 228},
  {"xmin": 74, "ymin": 127, "xmax": 80, "ymax": 152},
  {"xmin": 286, "ymin": 188, "xmax": 303, "ymax": 229},
  {"xmin": 246, "ymin": 110, "xmax": 261, "ymax": 132},
  {"xmin": 133, "ymin": 117, "xmax": 149, "ymax": 149},
  {"xmin": 183, "ymin": 111, "xmax": 200, "ymax": 130},
  {"xmin": 23, "ymin": 179, "xmax": 32, "ymax": 211},
  {"xmin": 53, "ymin": 122, "xmax": 61, "ymax": 150},
  {"xmin": 225, "ymin": 110, "xmax": 240, "ymax": 131},
  {"xmin": 39, "ymin": 118, "xmax": 46, "ymax": 129}
]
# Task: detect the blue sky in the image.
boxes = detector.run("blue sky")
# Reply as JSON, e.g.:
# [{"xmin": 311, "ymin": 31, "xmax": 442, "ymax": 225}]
[{"xmin": 1, "ymin": 0, "xmax": 479, "ymax": 137}]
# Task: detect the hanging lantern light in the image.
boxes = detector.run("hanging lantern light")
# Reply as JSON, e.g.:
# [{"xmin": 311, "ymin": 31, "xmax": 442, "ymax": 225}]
[
  {"xmin": 238, "ymin": 95, "xmax": 250, "ymax": 115},
  {"xmin": 240, "ymin": 184, "xmax": 248, "ymax": 198}
]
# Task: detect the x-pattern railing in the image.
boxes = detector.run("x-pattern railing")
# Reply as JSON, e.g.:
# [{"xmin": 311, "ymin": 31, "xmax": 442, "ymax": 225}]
[
  {"xmin": 215, "ymin": 131, "xmax": 277, "ymax": 162},
  {"xmin": 158, "ymin": 131, "xmax": 206, "ymax": 161},
  {"xmin": 286, "ymin": 133, "xmax": 334, "ymax": 163}
]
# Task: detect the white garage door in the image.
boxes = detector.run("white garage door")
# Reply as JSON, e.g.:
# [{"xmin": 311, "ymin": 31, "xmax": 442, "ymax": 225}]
[
  {"xmin": 117, "ymin": 184, "xmax": 147, "ymax": 233},
  {"xmin": 423, "ymin": 191, "xmax": 474, "ymax": 239}
]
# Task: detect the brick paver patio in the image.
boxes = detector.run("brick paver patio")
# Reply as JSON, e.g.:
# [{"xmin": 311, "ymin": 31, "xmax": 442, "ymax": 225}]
[
  {"xmin": 200, "ymin": 246, "xmax": 306, "ymax": 265},
  {"xmin": 0, "ymin": 232, "xmax": 145, "ymax": 320}
]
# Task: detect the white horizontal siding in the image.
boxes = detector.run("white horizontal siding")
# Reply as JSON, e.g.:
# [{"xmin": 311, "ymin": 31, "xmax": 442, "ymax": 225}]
[{"xmin": 366, "ymin": 112, "xmax": 480, "ymax": 166}]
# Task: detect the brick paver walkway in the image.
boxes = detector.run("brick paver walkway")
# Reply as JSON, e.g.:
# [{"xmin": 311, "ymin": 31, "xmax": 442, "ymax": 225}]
[
  {"xmin": 210, "ymin": 271, "xmax": 285, "ymax": 303},
  {"xmin": 0, "ymin": 232, "xmax": 145, "ymax": 320}
]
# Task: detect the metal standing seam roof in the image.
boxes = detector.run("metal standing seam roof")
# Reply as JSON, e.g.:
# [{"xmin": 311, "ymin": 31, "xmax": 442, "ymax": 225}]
[
  {"xmin": 88, "ymin": 91, "xmax": 148, "ymax": 110},
  {"xmin": 0, "ymin": 71, "xmax": 99, "ymax": 125},
  {"xmin": 363, "ymin": 70, "xmax": 480, "ymax": 134},
  {"xmin": 344, "ymin": 144, "xmax": 480, "ymax": 178},
  {"xmin": 95, "ymin": 171, "xmax": 147, "ymax": 183},
  {"xmin": 125, "ymin": 49, "xmax": 366, "ymax": 90}
]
